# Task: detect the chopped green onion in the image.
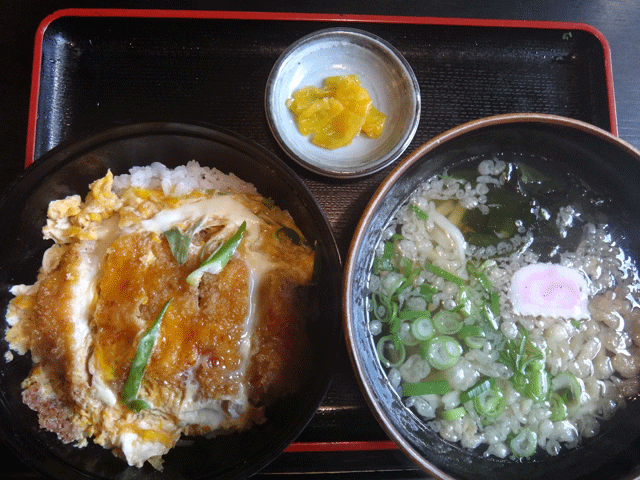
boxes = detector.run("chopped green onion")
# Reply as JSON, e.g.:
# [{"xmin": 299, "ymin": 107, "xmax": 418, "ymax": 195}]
[
  {"xmin": 419, "ymin": 284, "xmax": 438, "ymax": 302},
  {"xmin": 422, "ymin": 335, "xmax": 462, "ymax": 370},
  {"xmin": 524, "ymin": 367, "xmax": 550, "ymax": 403},
  {"xmin": 187, "ymin": 222, "xmax": 246, "ymax": 286},
  {"xmin": 527, "ymin": 358, "xmax": 545, "ymax": 371},
  {"xmin": 370, "ymin": 292, "xmax": 380, "ymax": 317},
  {"xmin": 450, "ymin": 303, "xmax": 466, "ymax": 314},
  {"xmin": 473, "ymin": 387, "xmax": 506, "ymax": 419},
  {"xmin": 383, "ymin": 275, "xmax": 406, "ymax": 299},
  {"xmin": 383, "ymin": 240, "xmax": 395, "ymax": 256},
  {"xmin": 466, "ymin": 262, "xmax": 492, "ymax": 291},
  {"xmin": 410, "ymin": 315, "xmax": 435, "ymax": 341},
  {"xmin": 400, "ymin": 309, "xmax": 430, "ymax": 320},
  {"xmin": 456, "ymin": 286, "xmax": 480, "ymax": 317},
  {"xmin": 163, "ymin": 219, "xmax": 203, "ymax": 265},
  {"xmin": 418, "ymin": 341, "xmax": 430, "ymax": 360},
  {"xmin": 490, "ymin": 291, "xmax": 500, "ymax": 317},
  {"xmin": 511, "ymin": 371, "xmax": 528, "ymax": 395},
  {"xmin": 463, "ymin": 336, "xmax": 487, "ymax": 350},
  {"xmin": 372, "ymin": 292, "xmax": 398, "ymax": 323},
  {"xmin": 396, "ymin": 260, "xmax": 421, "ymax": 294},
  {"xmin": 377, "ymin": 335, "xmax": 406, "ymax": 368},
  {"xmin": 386, "ymin": 299, "xmax": 399, "ymax": 323},
  {"xmin": 549, "ymin": 392, "xmax": 568, "ymax": 421},
  {"xmin": 423, "ymin": 262, "xmax": 464, "ymax": 286},
  {"xmin": 482, "ymin": 303, "xmax": 500, "ymax": 330},
  {"xmin": 500, "ymin": 329, "xmax": 547, "ymax": 399},
  {"xmin": 498, "ymin": 328, "xmax": 544, "ymax": 391},
  {"xmin": 458, "ymin": 325, "xmax": 487, "ymax": 349},
  {"xmin": 373, "ymin": 241, "xmax": 396, "ymax": 273},
  {"xmin": 397, "ymin": 321, "xmax": 419, "ymax": 346},
  {"xmin": 389, "ymin": 314, "xmax": 403, "ymax": 334},
  {"xmin": 433, "ymin": 310, "xmax": 463, "ymax": 335},
  {"xmin": 571, "ymin": 319, "xmax": 582, "ymax": 330},
  {"xmin": 459, "ymin": 377, "xmax": 495, "ymax": 404},
  {"xmin": 390, "ymin": 233, "xmax": 405, "ymax": 243},
  {"xmin": 410, "ymin": 204, "xmax": 429, "ymax": 221},
  {"xmin": 439, "ymin": 406, "xmax": 467, "ymax": 421},
  {"xmin": 402, "ymin": 380, "xmax": 450, "ymax": 396},
  {"xmin": 551, "ymin": 372, "xmax": 583, "ymax": 415},
  {"xmin": 509, "ymin": 428, "xmax": 537, "ymax": 458},
  {"xmin": 121, "ymin": 299, "xmax": 172, "ymax": 411}
]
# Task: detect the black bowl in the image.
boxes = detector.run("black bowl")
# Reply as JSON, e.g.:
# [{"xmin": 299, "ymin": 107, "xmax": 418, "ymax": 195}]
[
  {"xmin": 344, "ymin": 113, "xmax": 640, "ymax": 480},
  {"xmin": 0, "ymin": 122, "xmax": 342, "ymax": 480}
]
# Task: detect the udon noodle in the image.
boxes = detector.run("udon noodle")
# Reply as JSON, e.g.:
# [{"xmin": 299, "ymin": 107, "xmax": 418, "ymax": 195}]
[{"xmin": 368, "ymin": 157, "xmax": 640, "ymax": 459}]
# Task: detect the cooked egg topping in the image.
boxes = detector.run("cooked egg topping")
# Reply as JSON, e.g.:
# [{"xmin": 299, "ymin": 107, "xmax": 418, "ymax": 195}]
[{"xmin": 5, "ymin": 169, "xmax": 315, "ymax": 468}]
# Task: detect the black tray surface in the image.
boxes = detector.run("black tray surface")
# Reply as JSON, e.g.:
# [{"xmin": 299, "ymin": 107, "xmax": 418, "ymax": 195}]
[{"xmin": 16, "ymin": 11, "xmax": 613, "ymax": 478}]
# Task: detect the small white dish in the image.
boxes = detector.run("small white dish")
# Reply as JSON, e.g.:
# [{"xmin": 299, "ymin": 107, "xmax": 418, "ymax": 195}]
[{"xmin": 265, "ymin": 27, "xmax": 421, "ymax": 178}]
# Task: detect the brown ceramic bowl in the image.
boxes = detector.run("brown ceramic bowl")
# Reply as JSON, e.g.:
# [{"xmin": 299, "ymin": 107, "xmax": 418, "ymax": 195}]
[{"xmin": 344, "ymin": 113, "xmax": 640, "ymax": 480}]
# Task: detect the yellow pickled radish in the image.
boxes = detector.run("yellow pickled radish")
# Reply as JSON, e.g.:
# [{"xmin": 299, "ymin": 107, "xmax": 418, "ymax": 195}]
[
  {"xmin": 312, "ymin": 109, "xmax": 366, "ymax": 150},
  {"xmin": 286, "ymin": 74, "xmax": 386, "ymax": 149},
  {"xmin": 331, "ymin": 76, "xmax": 372, "ymax": 118},
  {"xmin": 362, "ymin": 105, "xmax": 387, "ymax": 139},
  {"xmin": 285, "ymin": 85, "xmax": 330, "ymax": 115},
  {"xmin": 324, "ymin": 74, "xmax": 361, "ymax": 88},
  {"xmin": 297, "ymin": 97, "xmax": 344, "ymax": 136}
]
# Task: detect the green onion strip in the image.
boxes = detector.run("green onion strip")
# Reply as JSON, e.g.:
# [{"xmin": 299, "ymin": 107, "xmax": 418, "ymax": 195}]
[
  {"xmin": 402, "ymin": 380, "xmax": 450, "ymax": 396},
  {"xmin": 163, "ymin": 219, "xmax": 203, "ymax": 265},
  {"xmin": 373, "ymin": 241, "xmax": 395, "ymax": 274},
  {"xmin": 440, "ymin": 406, "xmax": 467, "ymax": 421},
  {"xmin": 186, "ymin": 221, "xmax": 246, "ymax": 286},
  {"xmin": 121, "ymin": 299, "xmax": 172, "ymax": 412},
  {"xmin": 423, "ymin": 261, "xmax": 464, "ymax": 286}
]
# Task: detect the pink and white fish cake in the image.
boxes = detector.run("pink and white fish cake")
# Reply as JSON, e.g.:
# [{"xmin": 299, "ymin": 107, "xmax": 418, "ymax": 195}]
[{"xmin": 508, "ymin": 263, "xmax": 590, "ymax": 320}]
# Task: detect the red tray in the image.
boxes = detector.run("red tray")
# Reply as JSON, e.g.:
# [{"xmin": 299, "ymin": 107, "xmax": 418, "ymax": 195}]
[{"xmin": 21, "ymin": 9, "xmax": 615, "ymax": 477}]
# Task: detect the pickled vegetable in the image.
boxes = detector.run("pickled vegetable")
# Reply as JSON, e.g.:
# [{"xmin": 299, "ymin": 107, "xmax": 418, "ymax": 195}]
[
  {"xmin": 297, "ymin": 97, "xmax": 344, "ymax": 136},
  {"xmin": 286, "ymin": 74, "xmax": 386, "ymax": 149},
  {"xmin": 362, "ymin": 106, "xmax": 387, "ymax": 138}
]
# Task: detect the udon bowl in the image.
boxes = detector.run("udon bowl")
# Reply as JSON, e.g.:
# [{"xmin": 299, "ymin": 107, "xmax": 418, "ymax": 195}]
[
  {"xmin": 344, "ymin": 113, "xmax": 640, "ymax": 480},
  {"xmin": 0, "ymin": 122, "xmax": 342, "ymax": 480}
]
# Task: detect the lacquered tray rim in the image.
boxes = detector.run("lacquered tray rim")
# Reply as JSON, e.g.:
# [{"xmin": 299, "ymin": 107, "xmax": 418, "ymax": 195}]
[
  {"xmin": 24, "ymin": 8, "xmax": 617, "ymax": 456},
  {"xmin": 26, "ymin": 8, "xmax": 616, "ymax": 168}
]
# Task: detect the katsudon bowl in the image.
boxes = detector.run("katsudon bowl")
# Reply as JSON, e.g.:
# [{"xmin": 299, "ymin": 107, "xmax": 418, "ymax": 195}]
[
  {"xmin": 0, "ymin": 122, "xmax": 342, "ymax": 480},
  {"xmin": 344, "ymin": 113, "xmax": 640, "ymax": 480}
]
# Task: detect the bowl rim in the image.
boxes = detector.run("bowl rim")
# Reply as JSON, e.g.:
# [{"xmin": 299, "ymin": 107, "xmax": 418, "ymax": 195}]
[
  {"xmin": 342, "ymin": 112, "xmax": 640, "ymax": 479},
  {"xmin": 351, "ymin": 113, "xmax": 640, "ymax": 214},
  {"xmin": 264, "ymin": 26, "xmax": 421, "ymax": 178}
]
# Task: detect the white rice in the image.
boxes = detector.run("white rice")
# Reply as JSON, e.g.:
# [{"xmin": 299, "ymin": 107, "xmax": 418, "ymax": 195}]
[{"xmin": 111, "ymin": 160, "xmax": 258, "ymax": 197}]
